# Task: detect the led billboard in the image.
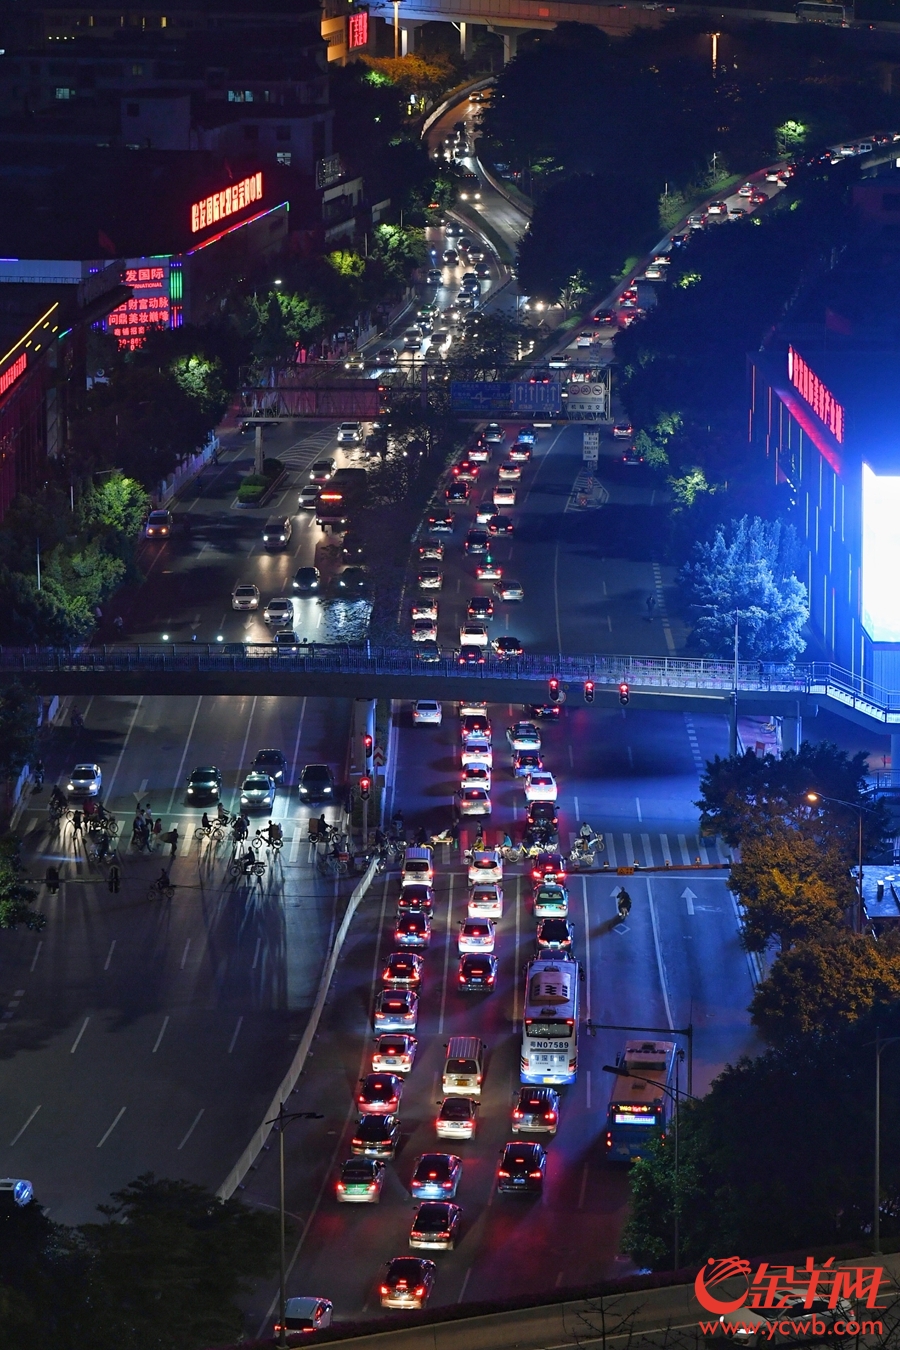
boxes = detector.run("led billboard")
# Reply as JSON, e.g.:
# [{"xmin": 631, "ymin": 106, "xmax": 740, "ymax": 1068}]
[{"xmin": 861, "ymin": 462, "xmax": 900, "ymax": 642}]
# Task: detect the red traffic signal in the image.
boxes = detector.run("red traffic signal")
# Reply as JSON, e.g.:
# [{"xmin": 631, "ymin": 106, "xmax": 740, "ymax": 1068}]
[
  {"xmin": 363, "ymin": 733, "xmax": 373, "ymax": 758},
  {"xmin": 618, "ymin": 682, "xmax": 630, "ymax": 706},
  {"xmin": 584, "ymin": 680, "xmax": 595, "ymax": 704},
  {"xmin": 359, "ymin": 776, "xmax": 372, "ymax": 800},
  {"xmin": 549, "ymin": 678, "xmax": 560, "ymax": 704}
]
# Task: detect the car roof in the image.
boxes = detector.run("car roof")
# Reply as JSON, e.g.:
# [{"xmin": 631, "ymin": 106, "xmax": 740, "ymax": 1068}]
[
  {"xmin": 285, "ymin": 1297, "xmax": 330, "ymax": 1315},
  {"xmin": 301, "ymin": 763, "xmax": 331, "ymax": 775},
  {"xmin": 190, "ymin": 766, "xmax": 218, "ymax": 775},
  {"xmin": 255, "ymin": 748, "xmax": 285, "ymax": 758}
]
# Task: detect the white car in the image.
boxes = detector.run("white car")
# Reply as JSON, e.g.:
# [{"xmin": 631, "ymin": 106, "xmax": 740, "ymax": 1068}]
[
  {"xmin": 458, "ymin": 917, "xmax": 495, "ymax": 952},
  {"xmin": 467, "ymin": 848, "xmax": 502, "ymax": 886},
  {"xmin": 240, "ymin": 772, "xmax": 275, "ymax": 809},
  {"xmin": 498, "ymin": 462, "xmax": 521, "ymax": 482},
  {"xmin": 68, "ymin": 763, "xmax": 102, "ymax": 796},
  {"xmin": 459, "ymin": 786, "xmax": 491, "ymax": 816},
  {"xmin": 264, "ymin": 597, "xmax": 294, "ymax": 626},
  {"xmin": 737, "ymin": 182, "xmax": 754, "ymax": 197},
  {"xmin": 276, "ymin": 1297, "xmax": 333, "ymax": 1337},
  {"xmin": 494, "ymin": 578, "xmax": 524, "ymax": 602},
  {"xmin": 412, "ymin": 618, "xmax": 438, "ymax": 643},
  {"xmin": 468, "ymin": 883, "xmax": 503, "ymax": 918},
  {"xmin": 418, "ymin": 568, "xmax": 443, "ymax": 591},
  {"xmin": 461, "ymin": 736, "xmax": 492, "ymax": 768},
  {"xmin": 232, "ymin": 584, "xmax": 260, "ymax": 610},
  {"xmin": 460, "ymin": 762, "xmax": 492, "ymax": 792},
  {"xmin": 484, "ymin": 423, "xmax": 504, "ymax": 443},
  {"xmin": 459, "ymin": 701, "xmax": 488, "ymax": 716},
  {"xmin": 493, "ymin": 485, "xmax": 516, "ymax": 507},
  {"xmin": 411, "ymin": 600, "xmax": 438, "ymax": 622},
  {"xmin": 474, "ymin": 502, "xmax": 495, "ymax": 526},
  {"xmin": 459, "ymin": 622, "xmax": 488, "ymax": 648},
  {"xmin": 507, "ymin": 722, "xmax": 541, "ymax": 752},
  {"xmin": 337, "ymin": 421, "xmax": 363, "ymax": 443},
  {"xmin": 524, "ymin": 770, "xmax": 558, "ymax": 803},
  {"xmin": 413, "ymin": 700, "xmax": 442, "ymax": 725},
  {"xmin": 436, "ymin": 1097, "xmax": 477, "ymax": 1140}
]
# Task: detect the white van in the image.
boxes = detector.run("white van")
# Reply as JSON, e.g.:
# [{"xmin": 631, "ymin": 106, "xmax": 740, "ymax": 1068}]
[
  {"xmin": 442, "ymin": 1035, "xmax": 485, "ymax": 1097},
  {"xmin": 401, "ymin": 846, "xmax": 434, "ymax": 888}
]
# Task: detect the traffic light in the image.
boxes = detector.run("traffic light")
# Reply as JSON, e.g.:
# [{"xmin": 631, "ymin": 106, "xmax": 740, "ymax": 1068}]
[
  {"xmin": 619, "ymin": 681, "xmax": 630, "ymax": 706},
  {"xmin": 583, "ymin": 680, "xmax": 595, "ymax": 704},
  {"xmin": 549, "ymin": 677, "xmax": 560, "ymax": 704},
  {"xmin": 362, "ymin": 733, "xmax": 373, "ymax": 759},
  {"xmin": 359, "ymin": 776, "xmax": 372, "ymax": 801}
]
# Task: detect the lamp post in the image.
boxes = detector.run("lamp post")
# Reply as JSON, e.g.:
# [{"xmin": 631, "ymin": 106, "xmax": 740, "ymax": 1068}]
[
  {"xmin": 805, "ymin": 791, "xmax": 875, "ymax": 932},
  {"xmin": 603, "ymin": 1053, "xmax": 691, "ymax": 1270},
  {"xmin": 268, "ymin": 1105, "xmax": 324, "ymax": 1349},
  {"xmin": 392, "ymin": 0, "xmax": 402, "ymax": 58}
]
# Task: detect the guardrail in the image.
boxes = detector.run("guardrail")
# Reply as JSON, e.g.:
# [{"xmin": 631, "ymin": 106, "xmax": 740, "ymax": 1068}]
[{"xmin": 2, "ymin": 644, "xmax": 899, "ymax": 721}]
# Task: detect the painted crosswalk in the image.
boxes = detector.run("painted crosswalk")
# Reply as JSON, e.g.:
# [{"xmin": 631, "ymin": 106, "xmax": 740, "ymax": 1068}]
[
  {"xmin": 572, "ymin": 830, "xmax": 732, "ymax": 869},
  {"xmin": 276, "ymin": 426, "xmax": 340, "ymax": 469}
]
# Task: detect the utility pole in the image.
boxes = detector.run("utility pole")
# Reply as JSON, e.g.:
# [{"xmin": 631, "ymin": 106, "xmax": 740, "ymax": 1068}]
[{"xmin": 270, "ymin": 1105, "xmax": 323, "ymax": 1349}]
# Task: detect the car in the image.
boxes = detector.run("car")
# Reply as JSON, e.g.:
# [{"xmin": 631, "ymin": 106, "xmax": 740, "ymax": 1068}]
[
  {"xmin": 68, "ymin": 762, "xmax": 102, "ymax": 796},
  {"xmin": 374, "ymin": 989, "xmax": 419, "ymax": 1031},
  {"xmin": 274, "ymin": 1296, "xmax": 333, "ymax": 1337},
  {"xmin": 517, "ymin": 427, "xmax": 537, "ymax": 444},
  {"xmin": 728, "ymin": 205, "xmax": 747, "ymax": 218},
  {"xmin": 435, "ymin": 1097, "xmax": 478, "ymax": 1140},
  {"xmin": 484, "ymin": 422, "xmax": 504, "ymax": 443},
  {"xmin": 750, "ymin": 189, "xmax": 768, "ymax": 205},
  {"xmin": 413, "ymin": 699, "xmax": 442, "ymax": 725},
  {"xmin": 475, "ymin": 558, "xmax": 502, "ymax": 581},
  {"xmin": 336, "ymin": 1157, "xmax": 385, "ymax": 1202},
  {"xmin": 536, "ymin": 916, "xmax": 574, "ymax": 953},
  {"xmin": 380, "ymin": 1256, "xmax": 436, "ymax": 1309},
  {"xmin": 395, "ymin": 910, "xmax": 432, "ymax": 948},
  {"xmin": 344, "ymin": 355, "xmax": 365, "ymax": 372},
  {"xmin": 351, "ymin": 1114, "xmax": 400, "ymax": 1159},
  {"xmin": 382, "ymin": 953, "xmax": 423, "ymax": 990},
  {"xmin": 429, "ymin": 331, "xmax": 451, "ymax": 354},
  {"xmin": 416, "ymin": 641, "xmax": 442, "ymax": 663},
  {"xmin": 493, "ymin": 485, "xmax": 517, "ymax": 508},
  {"xmin": 404, "ymin": 328, "xmax": 423, "ymax": 352},
  {"xmin": 446, "ymin": 480, "xmax": 469, "ymax": 503},
  {"xmin": 373, "ymin": 1033, "xmax": 417, "ymax": 1074},
  {"xmin": 508, "ymin": 442, "xmax": 532, "ymax": 462},
  {"xmin": 737, "ymin": 181, "xmax": 754, "ymax": 197},
  {"xmin": 358, "ymin": 1072, "xmax": 404, "ymax": 1115},
  {"xmin": 460, "ymin": 763, "xmax": 491, "ymax": 793},
  {"xmin": 525, "ymin": 770, "xmax": 558, "ymax": 803},
  {"xmin": 342, "ymin": 534, "xmax": 367, "ymax": 563},
  {"xmin": 461, "ymin": 714, "xmax": 491, "ymax": 744},
  {"xmin": 461, "ymin": 735, "xmax": 492, "ymax": 768},
  {"xmin": 337, "ymin": 421, "xmax": 363, "ymax": 444},
  {"xmin": 526, "ymin": 703, "xmax": 561, "ymax": 720},
  {"xmin": 533, "ymin": 881, "xmax": 569, "ymax": 917},
  {"xmin": 426, "ymin": 268, "xmax": 443, "ymax": 285},
  {"xmin": 474, "ymin": 261, "xmax": 490, "ymax": 277},
  {"xmin": 612, "ymin": 423, "xmax": 634, "ymax": 440},
  {"xmin": 264, "ymin": 597, "xmax": 294, "ymax": 626},
  {"xmin": 240, "ymin": 772, "xmax": 275, "ymax": 810},
  {"xmin": 445, "ymin": 220, "xmax": 463, "ymax": 235},
  {"xmin": 442, "ymin": 249, "xmax": 460, "ymax": 265},
  {"xmin": 468, "ymin": 882, "xmax": 502, "ymax": 917},
  {"xmin": 468, "ymin": 848, "xmax": 502, "ymax": 885},
  {"xmin": 622, "ymin": 444, "xmax": 644, "ymax": 465},
  {"xmin": 468, "ymin": 443, "xmax": 490, "ymax": 464},
  {"xmin": 459, "ymin": 700, "xmax": 488, "ymax": 716},
  {"xmin": 418, "ymin": 567, "xmax": 444, "ymax": 590},
  {"xmin": 531, "ymin": 850, "xmax": 567, "ymax": 883},
  {"xmin": 185, "ymin": 765, "xmax": 221, "ymax": 801},
  {"xmin": 513, "ymin": 749, "xmax": 543, "ymax": 777},
  {"xmin": 298, "ymin": 483, "xmax": 320, "ymax": 511},
  {"xmin": 459, "ymin": 622, "xmax": 488, "ymax": 649},
  {"xmin": 497, "ymin": 1140, "xmax": 546, "ymax": 1194},
  {"xmin": 299, "ymin": 763, "xmax": 334, "ymax": 801},
  {"xmin": 401, "ymin": 847, "xmax": 434, "ymax": 887},
  {"xmin": 474, "ymin": 501, "xmax": 496, "ymax": 526},
  {"xmin": 338, "ymin": 567, "xmax": 368, "ymax": 592},
  {"xmin": 487, "ymin": 514, "xmax": 513, "ymax": 537},
  {"xmin": 670, "ymin": 232, "xmax": 689, "ymax": 247},
  {"xmin": 308, "ymin": 458, "xmax": 336, "ymax": 485},
  {"xmin": 262, "ymin": 516, "xmax": 292, "ymax": 549},
  {"xmin": 512, "ymin": 1086, "xmax": 560, "ymax": 1134},
  {"xmin": 409, "ymin": 1201, "xmax": 461, "ymax": 1250},
  {"xmin": 458, "ymin": 917, "xmax": 495, "ymax": 953},
  {"xmin": 453, "ymin": 459, "xmax": 479, "ymax": 482},
  {"xmin": 706, "ymin": 200, "xmax": 727, "ymax": 216},
  {"xmin": 493, "ymin": 636, "xmax": 524, "ymax": 658},
  {"xmin": 292, "ymin": 566, "xmax": 321, "ymax": 594},
  {"xmin": 459, "ymin": 786, "xmax": 491, "ymax": 816},
  {"xmin": 427, "ymin": 512, "xmax": 454, "ymax": 534},
  {"xmin": 699, "ymin": 1292, "xmax": 858, "ymax": 1348},
  {"xmin": 232, "ymin": 583, "xmax": 260, "ymax": 610},
  {"xmin": 687, "ymin": 212, "xmax": 706, "ymax": 230},
  {"xmin": 144, "ymin": 508, "xmax": 173, "ymax": 538},
  {"xmin": 507, "ymin": 721, "xmax": 541, "ymax": 752},
  {"xmin": 252, "ymin": 749, "xmax": 287, "ymax": 783},
  {"xmin": 396, "ymin": 880, "xmax": 435, "ymax": 914},
  {"xmin": 494, "ymin": 578, "xmax": 524, "ymax": 602},
  {"xmin": 412, "ymin": 617, "xmax": 438, "ymax": 643},
  {"xmin": 273, "ymin": 629, "xmax": 300, "ymax": 653},
  {"xmin": 458, "ymin": 645, "xmax": 485, "ymax": 667},
  {"xmin": 527, "ymin": 801, "xmax": 560, "ymax": 832},
  {"xmin": 467, "ymin": 595, "xmax": 494, "ymax": 621},
  {"xmin": 410, "ymin": 1152, "xmax": 462, "ymax": 1200},
  {"xmin": 377, "ymin": 346, "xmax": 399, "ymax": 364},
  {"xmin": 498, "ymin": 461, "xmax": 522, "ymax": 481},
  {"xmin": 458, "ymin": 953, "xmax": 498, "ymax": 991},
  {"xmin": 418, "ymin": 539, "xmax": 444, "ymax": 561}
]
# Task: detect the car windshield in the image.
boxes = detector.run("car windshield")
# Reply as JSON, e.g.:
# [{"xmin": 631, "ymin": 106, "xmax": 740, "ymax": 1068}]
[
  {"xmin": 190, "ymin": 769, "xmax": 215, "ymax": 782},
  {"xmin": 302, "ymin": 766, "xmax": 330, "ymax": 781},
  {"xmin": 343, "ymin": 1160, "xmax": 376, "ymax": 1179},
  {"xmin": 389, "ymin": 1259, "xmax": 424, "ymax": 1280},
  {"xmin": 235, "ymin": 586, "xmax": 256, "ymax": 597},
  {"xmin": 244, "ymin": 775, "xmax": 269, "ymax": 789},
  {"xmin": 441, "ymin": 1099, "xmax": 473, "ymax": 1118},
  {"xmin": 256, "ymin": 752, "xmax": 282, "ymax": 765},
  {"xmin": 414, "ymin": 1206, "xmax": 450, "ymax": 1231},
  {"xmin": 72, "ymin": 768, "xmax": 94, "ymax": 780}
]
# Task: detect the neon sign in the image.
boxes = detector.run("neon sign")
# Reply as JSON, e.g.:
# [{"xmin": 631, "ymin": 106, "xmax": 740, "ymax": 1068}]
[
  {"xmin": 788, "ymin": 345, "xmax": 845, "ymax": 443},
  {"xmin": 348, "ymin": 10, "xmax": 368, "ymax": 48},
  {"xmin": 107, "ymin": 264, "xmax": 170, "ymax": 349},
  {"xmin": 191, "ymin": 172, "xmax": 263, "ymax": 233},
  {"xmin": 0, "ymin": 351, "xmax": 26, "ymax": 398}
]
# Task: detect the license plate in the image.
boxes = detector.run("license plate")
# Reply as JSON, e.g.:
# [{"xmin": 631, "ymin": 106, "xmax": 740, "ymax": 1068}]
[{"xmin": 455, "ymin": 1079, "xmax": 467, "ymax": 1086}]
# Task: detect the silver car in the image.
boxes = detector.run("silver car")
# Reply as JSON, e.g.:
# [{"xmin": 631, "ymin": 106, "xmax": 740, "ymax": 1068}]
[
  {"xmin": 232, "ymin": 584, "xmax": 260, "ymax": 611},
  {"xmin": 240, "ymin": 772, "xmax": 275, "ymax": 810}
]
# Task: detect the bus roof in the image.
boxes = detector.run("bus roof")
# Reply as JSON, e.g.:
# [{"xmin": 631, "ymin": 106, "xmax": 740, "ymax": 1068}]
[{"xmin": 524, "ymin": 957, "xmax": 577, "ymax": 1017}]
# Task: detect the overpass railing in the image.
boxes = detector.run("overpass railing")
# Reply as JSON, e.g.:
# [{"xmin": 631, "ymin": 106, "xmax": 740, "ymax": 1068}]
[{"xmin": 1, "ymin": 644, "xmax": 898, "ymax": 721}]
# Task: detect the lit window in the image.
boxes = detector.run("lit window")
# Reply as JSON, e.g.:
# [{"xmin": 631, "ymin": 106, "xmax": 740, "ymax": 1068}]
[
  {"xmin": 55, "ymin": 86, "xmax": 73, "ymax": 98},
  {"xmin": 276, "ymin": 152, "xmax": 292, "ymax": 166}
]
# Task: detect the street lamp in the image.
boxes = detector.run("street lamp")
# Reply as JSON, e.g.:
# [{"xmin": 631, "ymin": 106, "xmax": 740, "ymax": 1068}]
[
  {"xmin": 603, "ymin": 1051, "xmax": 690, "ymax": 1270},
  {"xmin": 392, "ymin": 0, "xmax": 403, "ymax": 58},
  {"xmin": 873, "ymin": 1031, "xmax": 900, "ymax": 1254},
  {"xmin": 268, "ymin": 1105, "xmax": 324, "ymax": 1350},
  {"xmin": 805, "ymin": 790, "xmax": 876, "ymax": 932}
]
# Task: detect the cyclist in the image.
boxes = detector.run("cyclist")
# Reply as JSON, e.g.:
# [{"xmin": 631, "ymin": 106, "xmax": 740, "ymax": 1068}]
[
  {"xmin": 50, "ymin": 785, "xmax": 67, "ymax": 811},
  {"xmin": 70, "ymin": 707, "xmax": 84, "ymax": 729},
  {"xmin": 473, "ymin": 826, "xmax": 485, "ymax": 852},
  {"xmin": 156, "ymin": 868, "xmax": 171, "ymax": 892},
  {"xmin": 201, "ymin": 812, "xmax": 212, "ymax": 832},
  {"xmin": 617, "ymin": 888, "xmax": 632, "ymax": 919},
  {"xmin": 95, "ymin": 832, "xmax": 110, "ymax": 862},
  {"xmin": 316, "ymin": 813, "xmax": 328, "ymax": 841},
  {"xmin": 233, "ymin": 815, "xmax": 248, "ymax": 842},
  {"xmin": 267, "ymin": 820, "xmax": 283, "ymax": 847},
  {"xmin": 45, "ymin": 865, "xmax": 60, "ymax": 894},
  {"xmin": 216, "ymin": 801, "xmax": 230, "ymax": 824},
  {"xmin": 578, "ymin": 822, "xmax": 594, "ymax": 843},
  {"xmin": 502, "ymin": 832, "xmax": 513, "ymax": 851}
]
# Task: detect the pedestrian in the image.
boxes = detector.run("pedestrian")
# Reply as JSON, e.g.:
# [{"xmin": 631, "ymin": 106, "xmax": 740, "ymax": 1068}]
[
  {"xmin": 45, "ymin": 865, "xmax": 60, "ymax": 894},
  {"xmin": 416, "ymin": 826, "xmax": 428, "ymax": 846},
  {"xmin": 96, "ymin": 831, "xmax": 110, "ymax": 862},
  {"xmin": 450, "ymin": 818, "xmax": 460, "ymax": 846},
  {"xmin": 33, "ymin": 758, "xmax": 44, "ymax": 791},
  {"xmin": 153, "ymin": 818, "xmax": 162, "ymax": 847},
  {"xmin": 71, "ymin": 809, "xmax": 83, "ymax": 841},
  {"xmin": 131, "ymin": 813, "xmax": 143, "ymax": 847},
  {"xmin": 108, "ymin": 861, "xmax": 121, "ymax": 893},
  {"xmin": 646, "ymin": 594, "xmax": 657, "ymax": 620},
  {"xmin": 137, "ymin": 818, "xmax": 150, "ymax": 851},
  {"xmin": 169, "ymin": 826, "xmax": 179, "ymax": 859},
  {"xmin": 113, "ymin": 616, "xmax": 124, "ymax": 636}
]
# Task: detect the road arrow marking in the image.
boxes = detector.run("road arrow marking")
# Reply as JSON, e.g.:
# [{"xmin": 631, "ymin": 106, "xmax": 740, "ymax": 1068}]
[{"xmin": 682, "ymin": 887, "xmax": 696, "ymax": 915}]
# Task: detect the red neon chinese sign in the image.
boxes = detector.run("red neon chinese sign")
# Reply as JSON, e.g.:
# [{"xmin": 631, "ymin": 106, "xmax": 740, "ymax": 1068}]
[
  {"xmin": 0, "ymin": 351, "xmax": 27, "ymax": 399},
  {"xmin": 191, "ymin": 172, "xmax": 263, "ymax": 233},
  {"xmin": 348, "ymin": 10, "xmax": 368, "ymax": 48},
  {"xmin": 788, "ymin": 346, "xmax": 845, "ymax": 443},
  {"xmin": 107, "ymin": 264, "xmax": 170, "ymax": 350}
]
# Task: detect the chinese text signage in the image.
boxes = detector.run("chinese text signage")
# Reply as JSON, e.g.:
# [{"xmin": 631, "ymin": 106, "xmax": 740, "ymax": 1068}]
[
  {"xmin": 0, "ymin": 351, "xmax": 27, "ymax": 399},
  {"xmin": 788, "ymin": 345, "xmax": 845, "ymax": 443},
  {"xmin": 190, "ymin": 172, "xmax": 263, "ymax": 233},
  {"xmin": 348, "ymin": 9, "xmax": 368, "ymax": 48},
  {"xmin": 107, "ymin": 264, "xmax": 170, "ymax": 350}
]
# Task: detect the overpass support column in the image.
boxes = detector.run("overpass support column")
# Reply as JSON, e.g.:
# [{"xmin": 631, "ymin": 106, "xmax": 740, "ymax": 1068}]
[
  {"xmin": 459, "ymin": 21, "xmax": 479, "ymax": 59},
  {"xmin": 781, "ymin": 703, "xmax": 802, "ymax": 755},
  {"xmin": 400, "ymin": 23, "xmax": 421, "ymax": 54},
  {"xmin": 489, "ymin": 26, "xmax": 527, "ymax": 63}
]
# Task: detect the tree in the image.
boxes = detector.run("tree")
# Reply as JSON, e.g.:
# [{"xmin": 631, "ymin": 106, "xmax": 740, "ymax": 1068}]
[
  {"xmin": 0, "ymin": 684, "xmax": 38, "ymax": 784},
  {"xmin": 728, "ymin": 818, "xmax": 853, "ymax": 952},
  {"xmin": 452, "ymin": 313, "xmax": 525, "ymax": 379},
  {"xmin": 680, "ymin": 515, "xmax": 808, "ymax": 660},
  {"xmin": 0, "ymin": 838, "xmax": 44, "ymax": 931}
]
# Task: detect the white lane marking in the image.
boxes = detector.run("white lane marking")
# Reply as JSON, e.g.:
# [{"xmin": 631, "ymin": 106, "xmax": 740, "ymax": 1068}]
[
  {"xmin": 641, "ymin": 833, "xmax": 653, "ymax": 868},
  {"xmin": 103, "ymin": 695, "xmax": 144, "ymax": 806},
  {"xmin": 573, "ymin": 795, "xmax": 580, "ymax": 821},
  {"xmin": 660, "ymin": 833, "xmax": 673, "ymax": 865},
  {"xmin": 9, "ymin": 1105, "xmax": 41, "ymax": 1146},
  {"xmin": 577, "ymin": 1160, "xmax": 589, "ymax": 1209},
  {"xmin": 678, "ymin": 833, "xmax": 690, "ymax": 864},
  {"xmin": 152, "ymin": 1015, "xmax": 170, "ymax": 1053},
  {"xmin": 438, "ymin": 873, "xmax": 455, "ymax": 1034},
  {"xmin": 581, "ymin": 876, "xmax": 591, "ymax": 1022},
  {"xmin": 233, "ymin": 696, "xmax": 259, "ymax": 812},
  {"xmin": 180, "ymin": 939, "xmax": 191, "ymax": 969},
  {"xmin": 647, "ymin": 878, "xmax": 674, "ymax": 1030},
  {"xmin": 177, "ymin": 1109, "xmax": 205, "ymax": 1151},
  {"xmin": 635, "ymin": 797, "xmax": 642, "ymax": 823},
  {"xmin": 29, "ymin": 941, "xmax": 42, "ymax": 972},
  {"xmin": 228, "ymin": 1016, "xmax": 243, "ymax": 1054},
  {"xmin": 458, "ymin": 1267, "xmax": 473, "ymax": 1303},
  {"xmin": 289, "ymin": 696, "xmax": 308, "ymax": 790},
  {"xmin": 623, "ymin": 832, "xmax": 633, "ymax": 865},
  {"xmin": 252, "ymin": 938, "xmax": 261, "ymax": 970},
  {"xmin": 289, "ymin": 825, "xmax": 302, "ymax": 864},
  {"xmin": 606, "ymin": 835, "xmax": 617, "ymax": 868},
  {"xmin": 97, "ymin": 1107, "xmax": 126, "ymax": 1148},
  {"xmin": 586, "ymin": 1069, "xmax": 591, "ymax": 1109},
  {"xmin": 103, "ymin": 940, "xmax": 116, "ymax": 971},
  {"xmin": 166, "ymin": 695, "xmax": 203, "ymax": 815},
  {"xmin": 70, "ymin": 1017, "xmax": 89, "ymax": 1054},
  {"xmin": 138, "ymin": 778, "xmax": 148, "ymax": 799},
  {"xmin": 683, "ymin": 887, "xmax": 696, "ymax": 915}
]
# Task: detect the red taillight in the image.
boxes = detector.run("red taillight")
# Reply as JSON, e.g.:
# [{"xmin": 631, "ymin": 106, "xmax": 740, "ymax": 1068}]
[
  {"xmin": 498, "ymin": 1169, "xmax": 509, "ymax": 1177},
  {"xmin": 529, "ymin": 1170, "xmax": 543, "ymax": 1178},
  {"xmin": 546, "ymin": 1111, "xmax": 557, "ymax": 1121},
  {"xmin": 415, "ymin": 1286, "xmax": 426, "ymax": 1297},
  {"xmin": 380, "ymin": 1285, "xmax": 389, "ymax": 1295},
  {"xmin": 513, "ymin": 1110, "xmax": 523, "ymax": 1118},
  {"xmin": 336, "ymin": 1182, "xmax": 345, "ymax": 1191},
  {"xmin": 442, "ymin": 1179, "xmax": 451, "ymax": 1187},
  {"xmin": 531, "ymin": 869, "xmax": 541, "ymax": 880}
]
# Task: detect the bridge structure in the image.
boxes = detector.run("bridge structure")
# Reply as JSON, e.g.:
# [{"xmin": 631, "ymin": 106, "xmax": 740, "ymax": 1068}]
[{"xmin": 2, "ymin": 644, "xmax": 898, "ymax": 737}]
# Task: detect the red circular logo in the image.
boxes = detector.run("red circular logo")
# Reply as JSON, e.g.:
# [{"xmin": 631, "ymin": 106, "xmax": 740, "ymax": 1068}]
[{"xmin": 694, "ymin": 1258, "xmax": 752, "ymax": 1315}]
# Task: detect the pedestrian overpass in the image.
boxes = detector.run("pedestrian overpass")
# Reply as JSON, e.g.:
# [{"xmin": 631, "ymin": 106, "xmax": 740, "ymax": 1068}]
[{"xmin": 1, "ymin": 644, "xmax": 897, "ymax": 739}]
